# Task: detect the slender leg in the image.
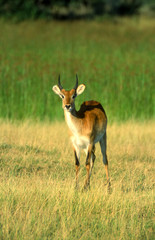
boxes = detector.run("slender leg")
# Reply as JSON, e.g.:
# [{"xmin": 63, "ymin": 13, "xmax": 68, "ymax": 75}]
[
  {"xmin": 84, "ymin": 144, "xmax": 93, "ymax": 188},
  {"xmin": 89, "ymin": 145, "xmax": 96, "ymax": 177},
  {"xmin": 99, "ymin": 132, "xmax": 109, "ymax": 183},
  {"xmin": 74, "ymin": 149, "xmax": 80, "ymax": 188}
]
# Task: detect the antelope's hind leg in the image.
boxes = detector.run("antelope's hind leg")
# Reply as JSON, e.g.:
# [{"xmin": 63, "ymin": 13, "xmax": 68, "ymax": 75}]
[
  {"xmin": 99, "ymin": 133, "xmax": 110, "ymax": 184},
  {"xmin": 90, "ymin": 145, "xmax": 96, "ymax": 174},
  {"xmin": 84, "ymin": 144, "xmax": 95, "ymax": 189},
  {"xmin": 74, "ymin": 149, "xmax": 80, "ymax": 188}
]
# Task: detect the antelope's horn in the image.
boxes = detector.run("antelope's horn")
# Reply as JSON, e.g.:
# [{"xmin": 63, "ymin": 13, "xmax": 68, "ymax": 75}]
[
  {"xmin": 74, "ymin": 74, "xmax": 78, "ymax": 90},
  {"xmin": 58, "ymin": 74, "xmax": 63, "ymax": 90}
]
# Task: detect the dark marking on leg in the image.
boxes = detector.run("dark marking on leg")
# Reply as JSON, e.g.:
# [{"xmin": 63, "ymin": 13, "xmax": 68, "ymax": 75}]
[
  {"xmin": 86, "ymin": 151, "xmax": 90, "ymax": 166},
  {"xmin": 92, "ymin": 145, "xmax": 96, "ymax": 165},
  {"xmin": 84, "ymin": 144, "xmax": 93, "ymax": 189},
  {"xmin": 99, "ymin": 133, "xmax": 110, "ymax": 183},
  {"xmin": 74, "ymin": 150, "xmax": 80, "ymax": 188},
  {"xmin": 74, "ymin": 150, "xmax": 80, "ymax": 166}
]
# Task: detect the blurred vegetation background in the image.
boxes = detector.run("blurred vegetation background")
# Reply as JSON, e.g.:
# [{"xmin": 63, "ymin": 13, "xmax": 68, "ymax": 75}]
[
  {"xmin": 0, "ymin": 1, "xmax": 154, "ymax": 122},
  {"xmin": 0, "ymin": 19, "xmax": 154, "ymax": 122},
  {"xmin": 0, "ymin": 0, "xmax": 155, "ymax": 20}
]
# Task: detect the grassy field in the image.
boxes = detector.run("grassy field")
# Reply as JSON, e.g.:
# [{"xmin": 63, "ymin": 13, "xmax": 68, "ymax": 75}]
[
  {"xmin": 0, "ymin": 18, "xmax": 155, "ymax": 121},
  {"xmin": 0, "ymin": 17, "xmax": 154, "ymax": 239},
  {"xmin": 0, "ymin": 121, "xmax": 154, "ymax": 239}
]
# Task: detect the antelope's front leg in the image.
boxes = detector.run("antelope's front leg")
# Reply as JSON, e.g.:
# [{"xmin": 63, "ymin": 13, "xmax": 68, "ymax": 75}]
[
  {"xmin": 74, "ymin": 149, "xmax": 80, "ymax": 188},
  {"xmin": 84, "ymin": 144, "xmax": 93, "ymax": 189}
]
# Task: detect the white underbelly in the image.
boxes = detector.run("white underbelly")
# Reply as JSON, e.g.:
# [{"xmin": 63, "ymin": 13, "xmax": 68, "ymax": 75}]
[{"xmin": 71, "ymin": 135, "xmax": 90, "ymax": 150}]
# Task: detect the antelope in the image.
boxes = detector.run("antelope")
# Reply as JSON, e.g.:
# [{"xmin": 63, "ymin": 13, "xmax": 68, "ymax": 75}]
[{"xmin": 52, "ymin": 75, "xmax": 109, "ymax": 189}]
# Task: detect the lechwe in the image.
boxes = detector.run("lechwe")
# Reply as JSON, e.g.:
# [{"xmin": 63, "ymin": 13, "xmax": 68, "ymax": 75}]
[{"xmin": 52, "ymin": 75, "xmax": 109, "ymax": 189}]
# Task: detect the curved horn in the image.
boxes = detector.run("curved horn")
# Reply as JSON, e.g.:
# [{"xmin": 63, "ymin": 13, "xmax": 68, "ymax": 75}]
[
  {"xmin": 74, "ymin": 74, "xmax": 79, "ymax": 90},
  {"xmin": 58, "ymin": 74, "xmax": 63, "ymax": 90}
]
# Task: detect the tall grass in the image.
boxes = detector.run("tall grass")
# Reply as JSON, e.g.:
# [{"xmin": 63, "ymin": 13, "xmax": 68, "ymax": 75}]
[
  {"xmin": 0, "ymin": 121, "xmax": 154, "ymax": 239},
  {"xmin": 0, "ymin": 18, "xmax": 154, "ymax": 121}
]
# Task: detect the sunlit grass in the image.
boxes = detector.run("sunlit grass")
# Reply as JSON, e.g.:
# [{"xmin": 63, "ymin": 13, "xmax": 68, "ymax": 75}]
[{"xmin": 0, "ymin": 120, "xmax": 154, "ymax": 239}]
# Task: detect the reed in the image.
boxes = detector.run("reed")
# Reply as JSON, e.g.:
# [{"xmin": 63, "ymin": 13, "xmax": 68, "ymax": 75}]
[{"xmin": 0, "ymin": 18, "xmax": 154, "ymax": 122}]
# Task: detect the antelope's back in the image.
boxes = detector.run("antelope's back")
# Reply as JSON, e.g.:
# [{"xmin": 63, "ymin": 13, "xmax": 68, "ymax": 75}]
[{"xmin": 78, "ymin": 100, "xmax": 107, "ymax": 137}]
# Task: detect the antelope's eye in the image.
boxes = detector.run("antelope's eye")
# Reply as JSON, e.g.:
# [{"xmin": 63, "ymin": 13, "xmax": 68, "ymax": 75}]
[
  {"xmin": 61, "ymin": 95, "xmax": 65, "ymax": 99},
  {"xmin": 72, "ymin": 94, "xmax": 76, "ymax": 99}
]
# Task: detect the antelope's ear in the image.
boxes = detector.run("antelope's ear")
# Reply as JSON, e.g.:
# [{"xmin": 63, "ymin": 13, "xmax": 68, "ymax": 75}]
[
  {"xmin": 52, "ymin": 85, "xmax": 64, "ymax": 98},
  {"xmin": 76, "ymin": 84, "xmax": 85, "ymax": 96}
]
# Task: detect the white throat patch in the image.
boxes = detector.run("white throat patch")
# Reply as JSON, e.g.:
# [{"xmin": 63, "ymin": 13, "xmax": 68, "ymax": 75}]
[{"xmin": 65, "ymin": 111, "xmax": 78, "ymax": 135}]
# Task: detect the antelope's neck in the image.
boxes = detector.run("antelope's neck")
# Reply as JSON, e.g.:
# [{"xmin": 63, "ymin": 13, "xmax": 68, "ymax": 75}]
[{"xmin": 64, "ymin": 110, "xmax": 81, "ymax": 136}]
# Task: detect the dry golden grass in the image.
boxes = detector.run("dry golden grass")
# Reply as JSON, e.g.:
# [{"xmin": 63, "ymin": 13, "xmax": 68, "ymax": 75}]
[{"xmin": 0, "ymin": 120, "xmax": 154, "ymax": 239}]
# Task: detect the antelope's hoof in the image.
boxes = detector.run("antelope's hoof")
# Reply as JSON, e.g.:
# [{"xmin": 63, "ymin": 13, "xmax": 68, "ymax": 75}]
[
  {"xmin": 75, "ymin": 184, "xmax": 79, "ymax": 191},
  {"xmin": 107, "ymin": 180, "xmax": 112, "ymax": 193},
  {"xmin": 82, "ymin": 183, "xmax": 90, "ymax": 192}
]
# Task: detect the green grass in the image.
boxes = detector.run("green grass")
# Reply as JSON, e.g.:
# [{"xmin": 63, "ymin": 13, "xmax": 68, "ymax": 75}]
[
  {"xmin": 0, "ymin": 121, "xmax": 154, "ymax": 239},
  {"xmin": 0, "ymin": 19, "xmax": 154, "ymax": 239},
  {"xmin": 0, "ymin": 18, "xmax": 155, "ymax": 121}
]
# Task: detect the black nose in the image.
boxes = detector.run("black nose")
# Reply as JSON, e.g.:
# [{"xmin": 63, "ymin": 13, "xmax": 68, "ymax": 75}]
[{"xmin": 65, "ymin": 105, "xmax": 71, "ymax": 110}]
